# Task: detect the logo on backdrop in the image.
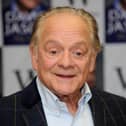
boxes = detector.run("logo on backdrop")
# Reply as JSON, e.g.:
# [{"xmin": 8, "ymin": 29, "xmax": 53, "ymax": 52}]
[
  {"xmin": 106, "ymin": 0, "xmax": 126, "ymax": 42},
  {"xmin": 116, "ymin": 67, "xmax": 126, "ymax": 89},
  {"xmin": 2, "ymin": 0, "xmax": 50, "ymax": 45},
  {"xmin": 68, "ymin": 0, "xmax": 87, "ymax": 5},
  {"xmin": 14, "ymin": 69, "xmax": 35, "ymax": 89}
]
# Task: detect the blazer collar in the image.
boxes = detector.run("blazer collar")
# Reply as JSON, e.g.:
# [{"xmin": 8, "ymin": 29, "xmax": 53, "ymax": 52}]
[{"xmin": 21, "ymin": 77, "xmax": 48, "ymax": 126}]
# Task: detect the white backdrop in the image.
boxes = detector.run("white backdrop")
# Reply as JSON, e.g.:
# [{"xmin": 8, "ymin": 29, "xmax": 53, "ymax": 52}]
[
  {"xmin": 104, "ymin": 44, "xmax": 126, "ymax": 97},
  {"xmin": 3, "ymin": 46, "xmax": 33, "ymax": 96}
]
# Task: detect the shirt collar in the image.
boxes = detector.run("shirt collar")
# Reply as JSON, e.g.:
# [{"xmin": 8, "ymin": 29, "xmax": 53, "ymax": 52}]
[
  {"xmin": 79, "ymin": 82, "xmax": 92, "ymax": 106},
  {"xmin": 36, "ymin": 77, "xmax": 92, "ymax": 115}
]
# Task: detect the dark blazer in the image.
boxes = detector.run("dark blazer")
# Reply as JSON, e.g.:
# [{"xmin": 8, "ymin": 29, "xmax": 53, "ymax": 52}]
[{"xmin": 0, "ymin": 78, "xmax": 126, "ymax": 126}]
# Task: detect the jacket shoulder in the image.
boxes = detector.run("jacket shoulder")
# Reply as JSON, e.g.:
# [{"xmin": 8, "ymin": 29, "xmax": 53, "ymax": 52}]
[
  {"xmin": 0, "ymin": 77, "xmax": 37, "ymax": 108},
  {"xmin": 96, "ymin": 89, "xmax": 126, "ymax": 103},
  {"xmin": 92, "ymin": 88, "xmax": 126, "ymax": 114},
  {"xmin": 0, "ymin": 91, "xmax": 22, "ymax": 109}
]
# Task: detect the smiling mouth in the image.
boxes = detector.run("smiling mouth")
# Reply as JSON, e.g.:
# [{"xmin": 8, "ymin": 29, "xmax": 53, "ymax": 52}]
[{"xmin": 55, "ymin": 74, "xmax": 75, "ymax": 78}]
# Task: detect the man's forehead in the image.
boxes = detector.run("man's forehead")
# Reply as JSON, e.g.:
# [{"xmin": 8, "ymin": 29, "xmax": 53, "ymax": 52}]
[
  {"xmin": 43, "ymin": 12, "xmax": 88, "ymax": 26},
  {"xmin": 41, "ymin": 13, "xmax": 90, "ymax": 34},
  {"xmin": 38, "ymin": 12, "xmax": 92, "ymax": 47}
]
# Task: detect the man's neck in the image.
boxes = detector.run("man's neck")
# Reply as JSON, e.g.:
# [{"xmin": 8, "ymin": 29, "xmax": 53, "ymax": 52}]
[{"xmin": 57, "ymin": 91, "xmax": 82, "ymax": 115}]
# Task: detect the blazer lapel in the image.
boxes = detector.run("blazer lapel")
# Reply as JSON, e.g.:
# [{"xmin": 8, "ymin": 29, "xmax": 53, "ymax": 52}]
[
  {"xmin": 22, "ymin": 101, "xmax": 47, "ymax": 126},
  {"xmin": 89, "ymin": 88, "xmax": 105, "ymax": 126},
  {"xmin": 21, "ymin": 78, "xmax": 48, "ymax": 126}
]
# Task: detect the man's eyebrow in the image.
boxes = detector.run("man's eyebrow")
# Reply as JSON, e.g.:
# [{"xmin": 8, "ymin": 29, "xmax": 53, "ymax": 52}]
[
  {"xmin": 44, "ymin": 40, "xmax": 60, "ymax": 45},
  {"xmin": 73, "ymin": 41, "xmax": 88, "ymax": 47}
]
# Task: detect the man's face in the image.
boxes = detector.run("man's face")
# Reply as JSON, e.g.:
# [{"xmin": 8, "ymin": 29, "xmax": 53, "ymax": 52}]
[
  {"xmin": 19, "ymin": 0, "xmax": 41, "ymax": 10},
  {"xmin": 31, "ymin": 13, "xmax": 96, "ymax": 96}
]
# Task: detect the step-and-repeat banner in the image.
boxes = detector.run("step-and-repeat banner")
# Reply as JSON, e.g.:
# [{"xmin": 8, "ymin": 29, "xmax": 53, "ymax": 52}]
[
  {"xmin": 0, "ymin": 0, "xmax": 126, "ymax": 97},
  {"xmin": 105, "ymin": 0, "xmax": 126, "ymax": 97}
]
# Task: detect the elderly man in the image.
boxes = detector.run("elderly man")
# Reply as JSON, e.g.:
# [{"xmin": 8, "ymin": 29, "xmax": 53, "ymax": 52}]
[{"xmin": 0, "ymin": 7, "xmax": 126, "ymax": 126}]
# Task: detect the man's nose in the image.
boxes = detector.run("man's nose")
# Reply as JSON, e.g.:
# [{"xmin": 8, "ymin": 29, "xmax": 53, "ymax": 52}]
[{"xmin": 58, "ymin": 52, "xmax": 73, "ymax": 68}]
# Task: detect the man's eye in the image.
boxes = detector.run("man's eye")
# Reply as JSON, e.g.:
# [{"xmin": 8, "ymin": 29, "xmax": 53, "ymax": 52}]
[
  {"xmin": 73, "ymin": 51, "xmax": 83, "ymax": 57},
  {"xmin": 72, "ymin": 50, "xmax": 87, "ymax": 58},
  {"xmin": 49, "ymin": 50, "xmax": 58, "ymax": 55},
  {"xmin": 75, "ymin": 52, "xmax": 82, "ymax": 56}
]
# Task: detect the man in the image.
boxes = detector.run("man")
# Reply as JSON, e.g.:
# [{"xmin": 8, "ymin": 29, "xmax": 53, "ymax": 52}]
[{"xmin": 0, "ymin": 7, "xmax": 126, "ymax": 126}]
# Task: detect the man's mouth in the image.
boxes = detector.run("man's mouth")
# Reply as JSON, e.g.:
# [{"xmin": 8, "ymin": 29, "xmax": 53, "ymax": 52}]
[{"xmin": 55, "ymin": 73, "xmax": 76, "ymax": 78}]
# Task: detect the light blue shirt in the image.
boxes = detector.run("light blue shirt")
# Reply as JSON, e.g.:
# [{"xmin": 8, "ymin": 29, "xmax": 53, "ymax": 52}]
[{"xmin": 36, "ymin": 77, "xmax": 94, "ymax": 126}]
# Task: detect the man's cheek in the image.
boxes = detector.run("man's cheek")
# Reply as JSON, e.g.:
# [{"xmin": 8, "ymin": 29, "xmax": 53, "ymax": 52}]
[{"xmin": 43, "ymin": 59, "xmax": 55, "ymax": 69}]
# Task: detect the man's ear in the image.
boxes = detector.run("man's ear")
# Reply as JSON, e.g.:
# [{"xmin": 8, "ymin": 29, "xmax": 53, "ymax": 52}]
[
  {"xmin": 89, "ymin": 52, "xmax": 97, "ymax": 73},
  {"xmin": 29, "ymin": 45, "xmax": 38, "ymax": 71}
]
